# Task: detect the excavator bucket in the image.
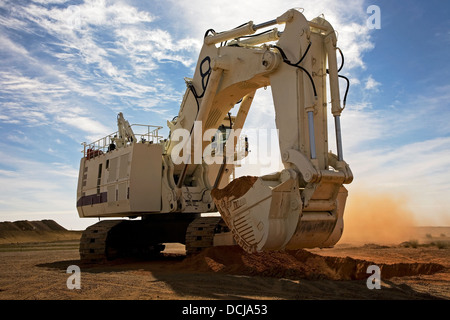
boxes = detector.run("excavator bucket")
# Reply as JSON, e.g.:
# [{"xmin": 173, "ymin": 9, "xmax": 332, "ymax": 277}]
[
  {"xmin": 212, "ymin": 171, "xmax": 348, "ymax": 253},
  {"xmin": 212, "ymin": 175, "xmax": 300, "ymax": 252}
]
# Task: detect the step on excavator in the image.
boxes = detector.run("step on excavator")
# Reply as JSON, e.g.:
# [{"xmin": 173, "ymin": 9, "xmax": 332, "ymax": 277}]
[{"xmin": 76, "ymin": 8, "xmax": 353, "ymax": 263}]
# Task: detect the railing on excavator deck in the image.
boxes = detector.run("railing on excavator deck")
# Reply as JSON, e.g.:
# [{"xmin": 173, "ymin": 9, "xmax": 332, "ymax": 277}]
[{"xmin": 82, "ymin": 124, "xmax": 163, "ymax": 159}]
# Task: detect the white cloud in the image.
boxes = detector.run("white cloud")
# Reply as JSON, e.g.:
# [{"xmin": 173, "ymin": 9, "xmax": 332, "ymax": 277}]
[
  {"xmin": 365, "ymin": 75, "xmax": 381, "ymax": 91},
  {"xmin": 0, "ymin": 151, "xmax": 79, "ymax": 217},
  {"xmin": 31, "ymin": 0, "xmax": 70, "ymax": 4},
  {"xmin": 167, "ymin": 0, "xmax": 373, "ymax": 70},
  {"xmin": 0, "ymin": 33, "xmax": 29, "ymax": 56},
  {"xmin": 23, "ymin": 0, "xmax": 154, "ymax": 32},
  {"xmin": 0, "ymin": 0, "xmax": 196, "ymax": 139},
  {"xmin": 0, "ymin": 117, "xmax": 104, "ymax": 229},
  {"xmin": 0, "ymin": 0, "xmax": 194, "ymax": 106},
  {"xmin": 112, "ymin": 26, "xmax": 199, "ymax": 78},
  {"xmin": 339, "ymin": 107, "xmax": 384, "ymax": 152},
  {"xmin": 57, "ymin": 115, "xmax": 111, "ymax": 135},
  {"xmin": 0, "ymin": 71, "xmax": 68, "ymax": 96}
]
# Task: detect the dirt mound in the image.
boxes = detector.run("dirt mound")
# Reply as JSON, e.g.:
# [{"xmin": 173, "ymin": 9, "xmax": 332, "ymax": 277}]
[
  {"xmin": 0, "ymin": 220, "xmax": 66, "ymax": 232},
  {"xmin": 40, "ymin": 220, "xmax": 67, "ymax": 231},
  {"xmin": 0, "ymin": 221, "xmax": 21, "ymax": 232},
  {"xmin": 179, "ymin": 246, "xmax": 445, "ymax": 280},
  {"xmin": 0, "ymin": 220, "xmax": 79, "ymax": 244}
]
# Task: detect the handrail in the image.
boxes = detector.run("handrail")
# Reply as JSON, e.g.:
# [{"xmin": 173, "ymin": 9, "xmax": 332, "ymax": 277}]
[{"xmin": 82, "ymin": 124, "xmax": 163, "ymax": 158}]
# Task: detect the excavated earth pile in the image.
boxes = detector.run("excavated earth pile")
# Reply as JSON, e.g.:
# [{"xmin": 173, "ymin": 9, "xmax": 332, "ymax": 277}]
[
  {"xmin": 179, "ymin": 245, "xmax": 445, "ymax": 280},
  {"xmin": 0, "ymin": 220, "xmax": 80, "ymax": 244}
]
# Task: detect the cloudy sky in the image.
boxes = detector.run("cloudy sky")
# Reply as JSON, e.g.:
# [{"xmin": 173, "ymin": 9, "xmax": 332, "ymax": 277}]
[{"xmin": 0, "ymin": 0, "xmax": 449, "ymax": 230}]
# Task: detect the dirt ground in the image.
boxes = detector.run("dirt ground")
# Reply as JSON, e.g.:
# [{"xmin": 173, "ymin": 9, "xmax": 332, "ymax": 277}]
[{"xmin": 0, "ymin": 239, "xmax": 448, "ymax": 300}]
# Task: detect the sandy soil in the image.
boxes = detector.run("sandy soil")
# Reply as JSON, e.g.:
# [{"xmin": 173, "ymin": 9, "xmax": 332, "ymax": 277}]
[{"xmin": 0, "ymin": 240, "xmax": 448, "ymax": 300}]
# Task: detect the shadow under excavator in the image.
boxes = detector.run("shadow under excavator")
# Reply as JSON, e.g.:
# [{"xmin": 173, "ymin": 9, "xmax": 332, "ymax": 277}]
[{"xmin": 37, "ymin": 249, "xmax": 443, "ymax": 300}]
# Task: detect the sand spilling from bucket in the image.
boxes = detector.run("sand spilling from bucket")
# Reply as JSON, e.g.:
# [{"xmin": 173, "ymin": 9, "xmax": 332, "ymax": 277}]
[
  {"xmin": 178, "ymin": 246, "xmax": 444, "ymax": 280},
  {"xmin": 211, "ymin": 175, "xmax": 258, "ymax": 200}
]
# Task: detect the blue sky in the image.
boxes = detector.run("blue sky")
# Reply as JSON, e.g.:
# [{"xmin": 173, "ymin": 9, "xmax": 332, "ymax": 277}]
[{"xmin": 0, "ymin": 0, "xmax": 449, "ymax": 230}]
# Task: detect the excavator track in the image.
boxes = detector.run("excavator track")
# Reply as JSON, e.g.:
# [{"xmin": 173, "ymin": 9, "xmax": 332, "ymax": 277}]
[
  {"xmin": 185, "ymin": 217, "xmax": 223, "ymax": 255},
  {"xmin": 79, "ymin": 220, "xmax": 123, "ymax": 264},
  {"xmin": 81, "ymin": 217, "xmax": 225, "ymax": 262}
]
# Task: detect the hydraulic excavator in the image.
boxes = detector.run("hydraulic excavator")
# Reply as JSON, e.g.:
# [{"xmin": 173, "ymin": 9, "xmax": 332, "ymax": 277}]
[{"xmin": 76, "ymin": 8, "xmax": 353, "ymax": 263}]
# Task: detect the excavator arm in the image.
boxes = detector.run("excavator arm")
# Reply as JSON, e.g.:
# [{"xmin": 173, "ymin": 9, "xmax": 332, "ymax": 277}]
[{"xmin": 168, "ymin": 9, "xmax": 353, "ymax": 252}]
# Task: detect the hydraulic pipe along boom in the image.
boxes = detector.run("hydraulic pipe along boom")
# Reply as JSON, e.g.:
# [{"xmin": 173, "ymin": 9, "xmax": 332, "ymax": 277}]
[
  {"xmin": 307, "ymin": 111, "xmax": 317, "ymax": 159},
  {"xmin": 334, "ymin": 115, "xmax": 344, "ymax": 161}
]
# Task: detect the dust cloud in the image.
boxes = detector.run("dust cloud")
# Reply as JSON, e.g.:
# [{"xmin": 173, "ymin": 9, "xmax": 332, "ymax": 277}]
[{"xmin": 340, "ymin": 190, "xmax": 417, "ymax": 245}]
